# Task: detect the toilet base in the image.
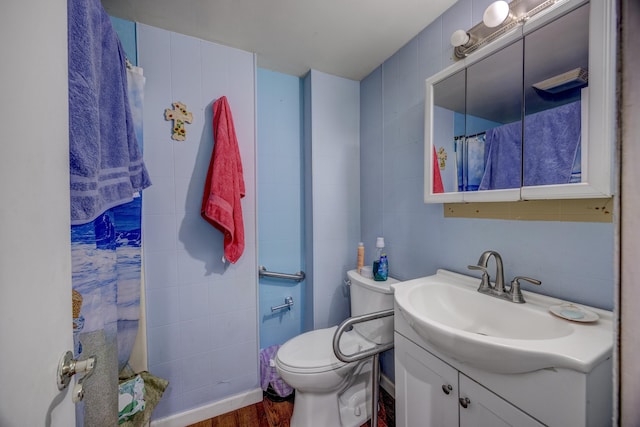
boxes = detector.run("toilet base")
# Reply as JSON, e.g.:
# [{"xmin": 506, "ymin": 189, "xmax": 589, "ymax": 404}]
[
  {"xmin": 290, "ymin": 390, "xmax": 343, "ymax": 427},
  {"xmin": 339, "ymin": 363, "xmax": 372, "ymax": 427},
  {"xmin": 289, "ymin": 360, "xmax": 373, "ymax": 427}
]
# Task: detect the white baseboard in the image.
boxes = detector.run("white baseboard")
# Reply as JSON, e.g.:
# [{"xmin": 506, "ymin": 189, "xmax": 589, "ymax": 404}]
[
  {"xmin": 380, "ymin": 373, "xmax": 395, "ymax": 399},
  {"xmin": 150, "ymin": 376, "xmax": 392, "ymax": 427},
  {"xmin": 150, "ymin": 388, "xmax": 263, "ymax": 427}
]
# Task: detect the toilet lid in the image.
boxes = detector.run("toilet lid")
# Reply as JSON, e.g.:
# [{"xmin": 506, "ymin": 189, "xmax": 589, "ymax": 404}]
[{"xmin": 276, "ymin": 327, "xmax": 370, "ymax": 374}]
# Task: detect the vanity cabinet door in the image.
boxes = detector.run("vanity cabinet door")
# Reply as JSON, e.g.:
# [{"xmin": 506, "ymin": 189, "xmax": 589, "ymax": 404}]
[
  {"xmin": 461, "ymin": 39, "xmax": 523, "ymax": 203},
  {"xmin": 521, "ymin": 3, "xmax": 591, "ymax": 199},
  {"xmin": 395, "ymin": 332, "xmax": 546, "ymax": 427},
  {"xmin": 395, "ymin": 333, "xmax": 458, "ymax": 427},
  {"xmin": 458, "ymin": 374, "xmax": 544, "ymax": 427},
  {"xmin": 424, "ymin": 0, "xmax": 616, "ymax": 203},
  {"xmin": 425, "ymin": 66, "xmax": 467, "ymax": 202},
  {"xmin": 520, "ymin": 0, "xmax": 615, "ymax": 200}
]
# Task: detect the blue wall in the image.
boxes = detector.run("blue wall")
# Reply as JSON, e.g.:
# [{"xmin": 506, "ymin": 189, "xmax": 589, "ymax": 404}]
[
  {"xmin": 138, "ymin": 25, "xmax": 258, "ymax": 419},
  {"xmin": 360, "ymin": 0, "xmax": 614, "ymax": 380},
  {"xmin": 109, "ymin": 16, "xmax": 137, "ymax": 65},
  {"xmin": 257, "ymin": 68, "xmax": 305, "ymax": 349},
  {"xmin": 304, "ymin": 70, "xmax": 361, "ymax": 330}
]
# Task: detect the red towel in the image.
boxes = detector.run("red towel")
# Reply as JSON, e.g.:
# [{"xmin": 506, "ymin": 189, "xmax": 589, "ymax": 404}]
[
  {"xmin": 201, "ymin": 96, "xmax": 246, "ymax": 263},
  {"xmin": 432, "ymin": 145, "xmax": 444, "ymax": 193}
]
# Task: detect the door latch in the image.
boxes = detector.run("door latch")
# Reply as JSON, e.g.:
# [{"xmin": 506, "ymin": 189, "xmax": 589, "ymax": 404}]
[{"xmin": 57, "ymin": 351, "xmax": 96, "ymax": 403}]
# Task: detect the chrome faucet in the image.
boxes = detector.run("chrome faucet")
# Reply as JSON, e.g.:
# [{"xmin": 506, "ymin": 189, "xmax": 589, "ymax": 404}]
[
  {"xmin": 478, "ymin": 250, "xmax": 505, "ymax": 294},
  {"xmin": 467, "ymin": 250, "xmax": 541, "ymax": 303}
]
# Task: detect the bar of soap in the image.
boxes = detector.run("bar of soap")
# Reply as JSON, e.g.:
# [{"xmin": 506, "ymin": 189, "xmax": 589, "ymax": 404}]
[{"xmin": 560, "ymin": 308, "xmax": 585, "ymax": 320}]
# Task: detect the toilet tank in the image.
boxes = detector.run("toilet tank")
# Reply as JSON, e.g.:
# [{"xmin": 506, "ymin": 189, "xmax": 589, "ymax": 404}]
[{"xmin": 347, "ymin": 269, "xmax": 399, "ymax": 344}]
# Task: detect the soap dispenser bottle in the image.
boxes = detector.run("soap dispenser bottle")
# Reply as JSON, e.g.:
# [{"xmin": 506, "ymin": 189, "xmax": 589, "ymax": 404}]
[{"xmin": 373, "ymin": 237, "xmax": 388, "ymax": 281}]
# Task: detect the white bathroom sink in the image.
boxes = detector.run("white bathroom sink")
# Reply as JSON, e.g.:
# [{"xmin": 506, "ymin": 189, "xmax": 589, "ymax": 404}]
[{"xmin": 392, "ymin": 270, "xmax": 613, "ymax": 374}]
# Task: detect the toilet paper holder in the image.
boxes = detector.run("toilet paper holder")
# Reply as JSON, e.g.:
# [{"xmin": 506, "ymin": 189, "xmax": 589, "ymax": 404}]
[{"xmin": 271, "ymin": 296, "xmax": 294, "ymax": 312}]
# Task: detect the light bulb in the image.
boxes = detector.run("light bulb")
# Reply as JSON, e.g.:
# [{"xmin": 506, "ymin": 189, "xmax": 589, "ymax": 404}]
[
  {"xmin": 450, "ymin": 30, "xmax": 470, "ymax": 47},
  {"xmin": 483, "ymin": 0, "xmax": 510, "ymax": 28}
]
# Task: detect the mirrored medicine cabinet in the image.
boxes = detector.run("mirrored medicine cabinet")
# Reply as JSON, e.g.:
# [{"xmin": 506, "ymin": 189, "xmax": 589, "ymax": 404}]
[{"xmin": 424, "ymin": 0, "xmax": 615, "ymax": 203}]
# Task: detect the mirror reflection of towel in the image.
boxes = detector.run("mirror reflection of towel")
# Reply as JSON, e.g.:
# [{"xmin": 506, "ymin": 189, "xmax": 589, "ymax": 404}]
[
  {"xmin": 523, "ymin": 101, "xmax": 581, "ymax": 186},
  {"xmin": 479, "ymin": 122, "xmax": 522, "ymax": 190},
  {"xmin": 478, "ymin": 100, "xmax": 581, "ymax": 190},
  {"xmin": 432, "ymin": 145, "xmax": 444, "ymax": 193}
]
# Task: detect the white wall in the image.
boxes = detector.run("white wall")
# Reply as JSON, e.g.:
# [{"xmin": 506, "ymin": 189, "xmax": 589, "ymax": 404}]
[
  {"xmin": 0, "ymin": 0, "xmax": 75, "ymax": 425},
  {"xmin": 138, "ymin": 24, "xmax": 259, "ymax": 420},
  {"xmin": 305, "ymin": 70, "xmax": 361, "ymax": 329}
]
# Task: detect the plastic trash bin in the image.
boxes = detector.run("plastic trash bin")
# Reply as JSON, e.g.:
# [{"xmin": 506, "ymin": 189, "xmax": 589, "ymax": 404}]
[{"xmin": 259, "ymin": 345, "xmax": 294, "ymax": 401}]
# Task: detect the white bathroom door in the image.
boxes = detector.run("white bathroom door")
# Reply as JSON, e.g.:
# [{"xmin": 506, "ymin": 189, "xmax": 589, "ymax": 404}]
[{"xmin": 0, "ymin": 0, "xmax": 75, "ymax": 425}]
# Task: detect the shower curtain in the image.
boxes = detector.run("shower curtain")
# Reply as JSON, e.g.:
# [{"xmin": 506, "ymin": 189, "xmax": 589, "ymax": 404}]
[
  {"xmin": 71, "ymin": 66, "xmax": 146, "ymax": 426},
  {"xmin": 455, "ymin": 134, "xmax": 486, "ymax": 192}
]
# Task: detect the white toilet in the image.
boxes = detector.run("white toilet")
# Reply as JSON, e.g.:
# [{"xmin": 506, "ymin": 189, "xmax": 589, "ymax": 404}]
[{"xmin": 275, "ymin": 270, "xmax": 398, "ymax": 427}]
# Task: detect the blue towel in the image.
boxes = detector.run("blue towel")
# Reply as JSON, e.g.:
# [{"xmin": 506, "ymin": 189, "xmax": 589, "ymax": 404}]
[
  {"xmin": 68, "ymin": 0, "xmax": 151, "ymax": 225},
  {"xmin": 523, "ymin": 101, "xmax": 581, "ymax": 186},
  {"xmin": 479, "ymin": 122, "xmax": 522, "ymax": 190}
]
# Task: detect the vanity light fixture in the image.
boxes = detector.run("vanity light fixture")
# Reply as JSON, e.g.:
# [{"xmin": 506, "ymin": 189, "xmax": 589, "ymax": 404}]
[
  {"xmin": 450, "ymin": 29, "xmax": 471, "ymax": 48},
  {"xmin": 451, "ymin": 0, "xmax": 560, "ymax": 59},
  {"xmin": 483, "ymin": 1, "xmax": 511, "ymax": 28}
]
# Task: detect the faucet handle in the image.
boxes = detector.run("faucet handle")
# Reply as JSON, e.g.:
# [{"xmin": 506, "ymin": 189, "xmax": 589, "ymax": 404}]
[
  {"xmin": 509, "ymin": 276, "xmax": 541, "ymax": 303},
  {"xmin": 467, "ymin": 265, "xmax": 492, "ymax": 292}
]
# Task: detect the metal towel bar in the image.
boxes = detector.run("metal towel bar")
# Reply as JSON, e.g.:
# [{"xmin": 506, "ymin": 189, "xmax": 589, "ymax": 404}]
[
  {"xmin": 332, "ymin": 309, "xmax": 394, "ymax": 427},
  {"xmin": 259, "ymin": 265, "xmax": 305, "ymax": 282}
]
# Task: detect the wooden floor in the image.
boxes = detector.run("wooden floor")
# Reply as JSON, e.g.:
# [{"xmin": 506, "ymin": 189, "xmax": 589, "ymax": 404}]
[{"xmin": 187, "ymin": 387, "xmax": 395, "ymax": 427}]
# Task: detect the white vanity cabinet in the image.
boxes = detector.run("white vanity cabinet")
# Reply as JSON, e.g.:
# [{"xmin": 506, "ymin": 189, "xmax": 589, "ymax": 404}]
[
  {"xmin": 392, "ymin": 272, "xmax": 613, "ymax": 426},
  {"xmin": 393, "ymin": 300, "xmax": 613, "ymax": 426},
  {"xmin": 395, "ymin": 333, "xmax": 544, "ymax": 427}
]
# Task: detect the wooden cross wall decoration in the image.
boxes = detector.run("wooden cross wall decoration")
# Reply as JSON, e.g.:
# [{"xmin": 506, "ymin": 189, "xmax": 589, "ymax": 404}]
[
  {"xmin": 164, "ymin": 102, "xmax": 193, "ymax": 141},
  {"xmin": 437, "ymin": 147, "xmax": 448, "ymax": 170}
]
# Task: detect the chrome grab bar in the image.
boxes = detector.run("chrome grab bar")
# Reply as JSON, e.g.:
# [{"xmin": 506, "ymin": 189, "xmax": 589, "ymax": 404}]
[
  {"xmin": 332, "ymin": 308, "xmax": 394, "ymax": 427},
  {"xmin": 332, "ymin": 309, "xmax": 395, "ymax": 363},
  {"xmin": 259, "ymin": 265, "xmax": 306, "ymax": 282}
]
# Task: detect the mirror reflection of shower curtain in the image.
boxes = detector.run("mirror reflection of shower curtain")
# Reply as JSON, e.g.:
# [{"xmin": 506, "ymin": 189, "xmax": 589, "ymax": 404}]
[
  {"xmin": 455, "ymin": 136, "xmax": 463, "ymax": 192},
  {"xmin": 455, "ymin": 134, "xmax": 486, "ymax": 192},
  {"xmin": 71, "ymin": 66, "xmax": 145, "ymax": 426}
]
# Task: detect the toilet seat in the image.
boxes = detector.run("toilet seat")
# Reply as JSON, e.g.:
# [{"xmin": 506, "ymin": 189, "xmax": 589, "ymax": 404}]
[{"xmin": 276, "ymin": 327, "xmax": 372, "ymax": 374}]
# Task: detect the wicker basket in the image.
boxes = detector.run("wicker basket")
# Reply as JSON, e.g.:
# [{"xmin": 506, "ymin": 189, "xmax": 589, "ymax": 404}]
[{"xmin": 72, "ymin": 290, "xmax": 83, "ymax": 319}]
